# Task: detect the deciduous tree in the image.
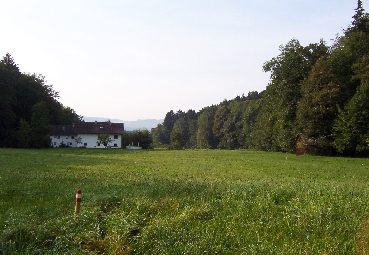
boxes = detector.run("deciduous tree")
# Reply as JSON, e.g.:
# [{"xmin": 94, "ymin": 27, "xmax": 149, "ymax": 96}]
[
  {"xmin": 333, "ymin": 54, "xmax": 369, "ymax": 156},
  {"xmin": 253, "ymin": 39, "xmax": 328, "ymax": 152},
  {"xmin": 170, "ymin": 129, "xmax": 185, "ymax": 149},
  {"xmin": 97, "ymin": 133, "xmax": 112, "ymax": 147},
  {"xmin": 17, "ymin": 101, "xmax": 51, "ymax": 148},
  {"xmin": 196, "ymin": 106, "xmax": 216, "ymax": 149},
  {"xmin": 296, "ymin": 58, "xmax": 340, "ymax": 140}
]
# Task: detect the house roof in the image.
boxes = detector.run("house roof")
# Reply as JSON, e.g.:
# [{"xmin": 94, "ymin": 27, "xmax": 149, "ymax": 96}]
[{"xmin": 51, "ymin": 122, "xmax": 124, "ymax": 136}]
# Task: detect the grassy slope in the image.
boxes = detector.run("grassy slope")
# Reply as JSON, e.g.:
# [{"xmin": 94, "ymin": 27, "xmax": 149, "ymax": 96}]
[{"xmin": 0, "ymin": 148, "xmax": 369, "ymax": 254}]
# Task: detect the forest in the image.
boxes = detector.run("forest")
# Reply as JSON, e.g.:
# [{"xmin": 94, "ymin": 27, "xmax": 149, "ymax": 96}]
[
  {"xmin": 0, "ymin": 53, "xmax": 82, "ymax": 148},
  {"xmin": 151, "ymin": 1, "xmax": 369, "ymax": 157}
]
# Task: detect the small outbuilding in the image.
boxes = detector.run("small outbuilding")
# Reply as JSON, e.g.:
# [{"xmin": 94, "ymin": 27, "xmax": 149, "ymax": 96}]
[
  {"xmin": 295, "ymin": 133, "xmax": 312, "ymax": 155},
  {"xmin": 295, "ymin": 133, "xmax": 335, "ymax": 156}
]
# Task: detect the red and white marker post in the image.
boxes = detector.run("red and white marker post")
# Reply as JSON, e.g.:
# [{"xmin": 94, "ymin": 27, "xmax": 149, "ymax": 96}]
[{"xmin": 74, "ymin": 189, "xmax": 82, "ymax": 218}]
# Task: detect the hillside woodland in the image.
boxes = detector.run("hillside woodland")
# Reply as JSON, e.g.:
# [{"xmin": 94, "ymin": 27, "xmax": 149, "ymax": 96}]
[{"xmin": 152, "ymin": 1, "xmax": 369, "ymax": 156}]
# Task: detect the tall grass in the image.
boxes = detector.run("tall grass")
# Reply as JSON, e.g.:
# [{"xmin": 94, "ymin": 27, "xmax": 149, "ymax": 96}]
[{"xmin": 0, "ymin": 148, "xmax": 369, "ymax": 254}]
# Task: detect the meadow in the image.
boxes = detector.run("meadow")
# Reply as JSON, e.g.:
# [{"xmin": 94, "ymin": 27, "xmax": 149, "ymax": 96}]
[{"xmin": 1, "ymin": 148, "xmax": 369, "ymax": 254}]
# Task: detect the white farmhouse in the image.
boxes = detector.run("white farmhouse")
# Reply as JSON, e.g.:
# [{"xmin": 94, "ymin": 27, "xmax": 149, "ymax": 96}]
[{"xmin": 50, "ymin": 121, "xmax": 124, "ymax": 148}]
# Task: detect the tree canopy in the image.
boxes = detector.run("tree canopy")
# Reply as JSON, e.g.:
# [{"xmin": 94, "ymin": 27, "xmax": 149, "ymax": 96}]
[{"xmin": 0, "ymin": 53, "xmax": 82, "ymax": 148}]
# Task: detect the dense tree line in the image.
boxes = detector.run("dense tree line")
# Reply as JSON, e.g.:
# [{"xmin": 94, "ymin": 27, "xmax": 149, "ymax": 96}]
[
  {"xmin": 152, "ymin": 1, "xmax": 369, "ymax": 156},
  {"xmin": 0, "ymin": 53, "xmax": 82, "ymax": 148},
  {"xmin": 152, "ymin": 92, "xmax": 264, "ymax": 150}
]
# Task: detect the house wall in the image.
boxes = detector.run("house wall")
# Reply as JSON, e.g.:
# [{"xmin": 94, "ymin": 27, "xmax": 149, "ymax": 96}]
[
  {"xmin": 79, "ymin": 134, "xmax": 122, "ymax": 148},
  {"xmin": 50, "ymin": 135, "xmax": 77, "ymax": 147},
  {"xmin": 50, "ymin": 134, "xmax": 122, "ymax": 148}
]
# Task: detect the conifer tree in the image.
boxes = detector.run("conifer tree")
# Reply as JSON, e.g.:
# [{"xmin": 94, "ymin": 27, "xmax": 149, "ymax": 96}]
[{"xmin": 349, "ymin": 0, "xmax": 369, "ymax": 34}]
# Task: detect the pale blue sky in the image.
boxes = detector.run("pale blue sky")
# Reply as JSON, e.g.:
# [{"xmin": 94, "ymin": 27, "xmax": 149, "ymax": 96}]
[{"xmin": 0, "ymin": 1, "xmax": 360, "ymax": 120}]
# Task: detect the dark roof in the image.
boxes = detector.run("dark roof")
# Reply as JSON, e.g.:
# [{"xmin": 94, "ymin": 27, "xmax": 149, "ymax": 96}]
[{"xmin": 50, "ymin": 122, "xmax": 124, "ymax": 136}]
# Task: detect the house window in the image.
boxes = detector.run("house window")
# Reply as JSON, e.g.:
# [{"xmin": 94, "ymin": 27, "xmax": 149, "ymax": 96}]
[
  {"xmin": 71, "ymin": 136, "xmax": 74, "ymax": 139},
  {"xmin": 57, "ymin": 136, "xmax": 60, "ymax": 139},
  {"xmin": 84, "ymin": 143, "xmax": 87, "ymax": 146},
  {"xmin": 69, "ymin": 142, "xmax": 72, "ymax": 146},
  {"xmin": 54, "ymin": 142, "xmax": 56, "ymax": 145},
  {"xmin": 97, "ymin": 143, "xmax": 100, "ymax": 146},
  {"xmin": 114, "ymin": 143, "xmax": 117, "ymax": 147},
  {"xmin": 54, "ymin": 136, "xmax": 57, "ymax": 138},
  {"xmin": 114, "ymin": 135, "xmax": 118, "ymax": 139}
]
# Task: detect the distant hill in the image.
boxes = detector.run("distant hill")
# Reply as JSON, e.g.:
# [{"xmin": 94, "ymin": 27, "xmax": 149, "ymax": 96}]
[{"xmin": 83, "ymin": 117, "xmax": 163, "ymax": 131}]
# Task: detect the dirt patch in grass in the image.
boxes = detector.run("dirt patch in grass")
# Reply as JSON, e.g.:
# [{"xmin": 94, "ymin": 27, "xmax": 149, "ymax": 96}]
[{"xmin": 357, "ymin": 216, "xmax": 369, "ymax": 254}]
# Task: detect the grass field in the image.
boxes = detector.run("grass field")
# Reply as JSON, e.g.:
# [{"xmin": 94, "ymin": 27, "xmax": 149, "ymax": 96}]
[{"xmin": 1, "ymin": 148, "xmax": 369, "ymax": 254}]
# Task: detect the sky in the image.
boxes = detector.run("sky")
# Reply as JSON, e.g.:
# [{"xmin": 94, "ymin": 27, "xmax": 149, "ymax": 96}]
[{"xmin": 0, "ymin": 0, "xmax": 360, "ymax": 121}]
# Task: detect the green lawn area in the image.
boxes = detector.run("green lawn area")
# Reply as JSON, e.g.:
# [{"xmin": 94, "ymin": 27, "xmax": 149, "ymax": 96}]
[{"xmin": 1, "ymin": 148, "xmax": 369, "ymax": 254}]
